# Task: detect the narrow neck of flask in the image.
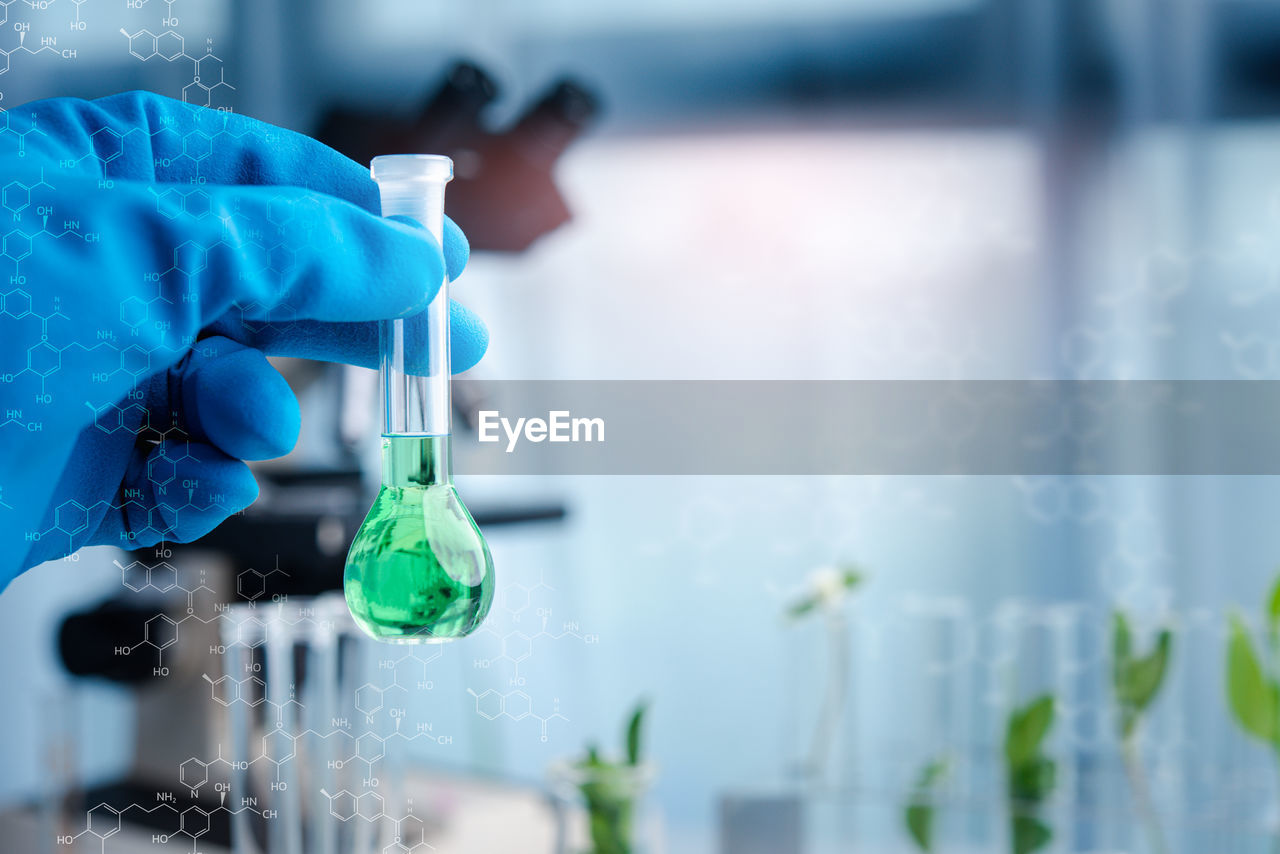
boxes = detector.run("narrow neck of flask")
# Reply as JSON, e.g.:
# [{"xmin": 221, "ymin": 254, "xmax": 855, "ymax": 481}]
[
  {"xmin": 382, "ymin": 435, "xmax": 451, "ymax": 487},
  {"xmin": 374, "ymin": 171, "xmax": 452, "ymax": 450}
]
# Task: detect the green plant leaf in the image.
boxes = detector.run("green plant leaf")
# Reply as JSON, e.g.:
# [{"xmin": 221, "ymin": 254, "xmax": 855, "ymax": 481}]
[
  {"xmin": 1271, "ymin": 680, "xmax": 1280, "ymax": 746},
  {"xmin": 1011, "ymin": 814, "xmax": 1052, "ymax": 854},
  {"xmin": 1127, "ymin": 629, "xmax": 1172, "ymax": 710},
  {"xmin": 1113, "ymin": 612, "xmax": 1174, "ymax": 740},
  {"xmin": 1226, "ymin": 613, "xmax": 1276, "ymax": 745},
  {"xmin": 784, "ymin": 565, "xmax": 863, "ymax": 622},
  {"xmin": 625, "ymin": 700, "xmax": 647, "ymax": 766},
  {"xmin": 905, "ymin": 802, "xmax": 932, "ymax": 853},
  {"xmin": 904, "ymin": 757, "xmax": 948, "ymax": 852},
  {"xmin": 1112, "ymin": 611, "xmax": 1135, "ymax": 733},
  {"xmin": 1112, "ymin": 611, "xmax": 1133, "ymax": 678},
  {"xmin": 917, "ymin": 757, "xmax": 949, "ymax": 787},
  {"xmin": 1117, "ymin": 628, "xmax": 1171, "ymax": 708},
  {"xmin": 785, "ymin": 595, "xmax": 820, "ymax": 621},
  {"xmin": 1267, "ymin": 575, "xmax": 1280, "ymax": 644},
  {"xmin": 1004, "ymin": 698, "xmax": 1055, "ymax": 854},
  {"xmin": 1005, "ymin": 695, "xmax": 1054, "ymax": 766},
  {"xmin": 1009, "ymin": 755, "xmax": 1056, "ymax": 803}
]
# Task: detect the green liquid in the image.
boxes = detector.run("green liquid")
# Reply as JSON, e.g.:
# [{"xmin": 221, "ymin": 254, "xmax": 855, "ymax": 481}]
[{"xmin": 344, "ymin": 435, "xmax": 494, "ymax": 643}]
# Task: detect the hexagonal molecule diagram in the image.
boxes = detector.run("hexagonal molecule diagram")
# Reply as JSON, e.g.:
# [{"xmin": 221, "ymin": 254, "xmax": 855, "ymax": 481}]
[
  {"xmin": 27, "ymin": 341, "xmax": 59, "ymax": 377},
  {"xmin": 2, "ymin": 288, "xmax": 31, "ymax": 319},
  {"xmin": 54, "ymin": 500, "xmax": 88, "ymax": 537},
  {"xmin": 501, "ymin": 631, "xmax": 533, "ymax": 664},
  {"xmin": 1, "ymin": 181, "xmax": 29, "ymax": 213},
  {"xmin": 327, "ymin": 790, "xmax": 357, "ymax": 822},
  {"xmin": 144, "ymin": 614, "xmax": 178, "ymax": 651},
  {"xmin": 90, "ymin": 126, "xmax": 124, "ymax": 164},
  {"xmin": 3, "ymin": 229, "xmax": 31, "ymax": 261},
  {"xmin": 156, "ymin": 31, "xmax": 184, "ymax": 61},
  {"xmin": 182, "ymin": 130, "xmax": 213, "ymax": 162},
  {"xmin": 150, "ymin": 561, "xmax": 178, "ymax": 592},
  {"xmin": 355, "ymin": 683, "xmax": 383, "ymax": 717},
  {"xmin": 208, "ymin": 674, "xmax": 238, "ymax": 706},
  {"xmin": 173, "ymin": 239, "xmax": 207, "ymax": 276},
  {"xmin": 355, "ymin": 732, "xmax": 385, "ymax": 764},
  {"xmin": 121, "ymin": 559, "xmax": 151, "ymax": 592},
  {"xmin": 126, "ymin": 29, "xmax": 158, "ymax": 60},
  {"xmin": 504, "ymin": 690, "xmax": 533, "ymax": 722},
  {"xmin": 262, "ymin": 727, "xmax": 296, "ymax": 765},
  {"xmin": 356, "ymin": 791, "xmax": 384, "ymax": 822},
  {"xmin": 179, "ymin": 758, "xmax": 208, "ymax": 790},
  {"xmin": 237, "ymin": 568, "xmax": 266, "ymax": 601},
  {"xmin": 157, "ymin": 187, "xmax": 185, "ymax": 220},
  {"xmin": 472, "ymin": 689, "xmax": 503, "ymax": 721},
  {"xmin": 501, "ymin": 583, "xmax": 531, "ymax": 614},
  {"xmin": 87, "ymin": 803, "xmax": 121, "ymax": 839},
  {"xmin": 180, "ymin": 806, "xmax": 210, "ymax": 840}
]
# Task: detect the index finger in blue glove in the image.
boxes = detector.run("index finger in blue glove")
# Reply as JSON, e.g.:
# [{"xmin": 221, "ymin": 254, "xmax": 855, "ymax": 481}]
[
  {"xmin": 205, "ymin": 214, "xmax": 482, "ymax": 369},
  {"xmin": 24, "ymin": 178, "xmax": 455, "ymax": 438},
  {"xmin": 213, "ymin": 299, "xmax": 490, "ymax": 373},
  {"xmin": 54, "ymin": 176, "xmax": 442, "ymax": 327},
  {"xmin": 393, "ymin": 214, "xmax": 470, "ymax": 283},
  {"xmin": 15, "ymin": 91, "xmax": 384, "ymax": 211},
  {"xmin": 8, "ymin": 93, "xmax": 471, "ymax": 282}
]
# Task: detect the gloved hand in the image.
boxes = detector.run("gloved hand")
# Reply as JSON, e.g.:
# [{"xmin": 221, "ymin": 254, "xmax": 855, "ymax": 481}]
[{"xmin": 0, "ymin": 91, "xmax": 489, "ymax": 588}]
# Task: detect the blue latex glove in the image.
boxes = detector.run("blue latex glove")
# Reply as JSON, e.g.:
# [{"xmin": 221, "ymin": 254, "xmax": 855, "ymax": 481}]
[{"xmin": 0, "ymin": 91, "xmax": 489, "ymax": 588}]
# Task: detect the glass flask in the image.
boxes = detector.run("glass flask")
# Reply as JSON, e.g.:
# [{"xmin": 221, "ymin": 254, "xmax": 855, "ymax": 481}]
[{"xmin": 344, "ymin": 154, "xmax": 494, "ymax": 643}]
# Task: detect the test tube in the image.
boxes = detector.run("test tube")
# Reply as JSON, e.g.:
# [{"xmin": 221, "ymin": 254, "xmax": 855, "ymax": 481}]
[{"xmin": 343, "ymin": 154, "xmax": 494, "ymax": 644}]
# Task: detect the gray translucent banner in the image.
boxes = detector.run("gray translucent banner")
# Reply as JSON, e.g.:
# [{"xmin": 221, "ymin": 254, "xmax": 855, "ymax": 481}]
[{"xmin": 448, "ymin": 380, "xmax": 1280, "ymax": 475}]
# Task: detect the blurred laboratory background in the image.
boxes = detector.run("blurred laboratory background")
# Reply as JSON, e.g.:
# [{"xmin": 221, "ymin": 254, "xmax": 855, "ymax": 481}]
[{"xmin": 4, "ymin": 0, "xmax": 1280, "ymax": 852}]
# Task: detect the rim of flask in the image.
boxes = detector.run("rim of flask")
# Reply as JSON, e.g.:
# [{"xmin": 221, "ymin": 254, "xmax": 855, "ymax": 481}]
[{"xmin": 371, "ymin": 154, "xmax": 453, "ymax": 184}]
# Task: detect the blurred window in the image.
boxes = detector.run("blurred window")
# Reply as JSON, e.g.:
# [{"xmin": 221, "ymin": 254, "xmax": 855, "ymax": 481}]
[{"xmin": 341, "ymin": 0, "xmax": 981, "ymax": 45}]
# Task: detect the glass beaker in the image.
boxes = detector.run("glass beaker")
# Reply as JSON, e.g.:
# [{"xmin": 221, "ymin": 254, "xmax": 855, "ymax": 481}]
[{"xmin": 547, "ymin": 759, "xmax": 660, "ymax": 854}]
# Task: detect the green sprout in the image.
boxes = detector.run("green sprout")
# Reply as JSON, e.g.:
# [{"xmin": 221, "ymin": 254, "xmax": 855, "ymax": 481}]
[
  {"xmin": 904, "ymin": 756, "xmax": 949, "ymax": 852},
  {"xmin": 1225, "ymin": 573, "xmax": 1280, "ymax": 852},
  {"xmin": 574, "ymin": 700, "xmax": 650, "ymax": 854},
  {"xmin": 784, "ymin": 564, "xmax": 862, "ymax": 785},
  {"xmin": 1112, "ymin": 610, "xmax": 1172, "ymax": 854},
  {"xmin": 785, "ymin": 565, "xmax": 862, "ymax": 620},
  {"xmin": 1004, "ymin": 694, "xmax": 1056, "ymax": 854}
]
